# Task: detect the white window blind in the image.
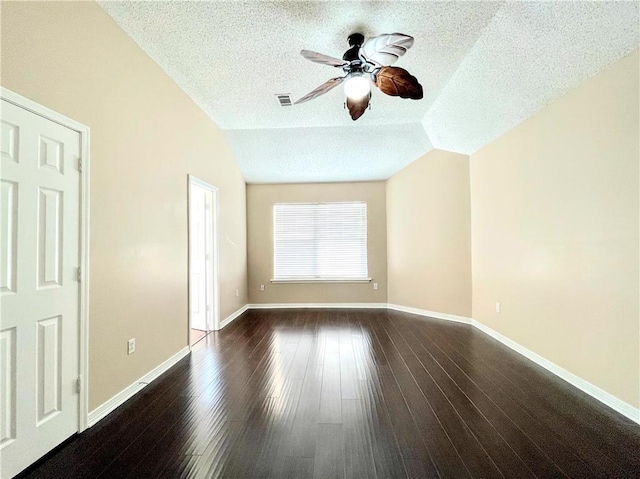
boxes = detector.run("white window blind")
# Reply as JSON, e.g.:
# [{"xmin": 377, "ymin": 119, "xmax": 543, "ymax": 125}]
[{"xmin": 273, "ymin": 202, "xmax": 368, "ymax": 281}]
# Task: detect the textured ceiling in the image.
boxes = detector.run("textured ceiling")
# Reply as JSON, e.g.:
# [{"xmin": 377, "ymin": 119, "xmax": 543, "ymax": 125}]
[
  {"xmin": 99, "ymin": 1, "xmax": 639, "ymax": 183},
  {"xmin": 424, "ymin": 1, "xmax": 640, "ymax": 154},
  {"xmin": 226, "ymin": 123, "xmax": 433, "ymax": 184}
]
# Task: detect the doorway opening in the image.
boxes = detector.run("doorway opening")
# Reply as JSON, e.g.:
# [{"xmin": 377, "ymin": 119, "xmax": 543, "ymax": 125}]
[{"xmin": 188, "ymin": 176, "xmax": 220, "ymax": 347}]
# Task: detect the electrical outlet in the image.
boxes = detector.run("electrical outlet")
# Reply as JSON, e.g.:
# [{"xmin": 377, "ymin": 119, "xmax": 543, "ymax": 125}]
[
  {"xmin": 235, "ymin": 288, "xmax": 239, "ymax": 297},
  {"xmin": 496, "ymin": 302, "xmax": 501, "ymax": 313},
  {"xmin": 373, "ymin": 282, "xmax": 378, "ymax": 290},
  {"xmin": 260, "ymin": 284, "xmax": 265, "ymax": 291},
  {"xmin": 127, "ymin": 338, "xmax": 136, "ymax": 355}
]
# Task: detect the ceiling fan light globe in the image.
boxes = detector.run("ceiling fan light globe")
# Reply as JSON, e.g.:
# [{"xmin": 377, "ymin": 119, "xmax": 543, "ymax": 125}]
[{"xmin": 344, "ymin": 76, "xmax": 371, "ymax": 100}]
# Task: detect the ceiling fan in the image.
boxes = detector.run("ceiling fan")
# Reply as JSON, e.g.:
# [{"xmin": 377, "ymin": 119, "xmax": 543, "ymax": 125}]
[{"xmin": 294, "ymin": 32, "xmax": 423, "ymax": 121}]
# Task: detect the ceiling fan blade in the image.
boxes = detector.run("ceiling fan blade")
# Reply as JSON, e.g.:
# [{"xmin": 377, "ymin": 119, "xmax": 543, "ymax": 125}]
[
  {"xmin": 294, "ymin": 77, "xmax": 345, "ymax": 105},
  {"xmin": 300, "ymin": 50, "xmax": 348, "ymax": 67},
  {"xmin": 359, "ymin": 33, "xmax": 414, "ymax": 67},
  {"xmin": 375, "ymin": 66, "xmax": 423, "ymax": 100},
  {"xmin": 346, "ymin": 94, "xmax": 370, "ymax": 121}
]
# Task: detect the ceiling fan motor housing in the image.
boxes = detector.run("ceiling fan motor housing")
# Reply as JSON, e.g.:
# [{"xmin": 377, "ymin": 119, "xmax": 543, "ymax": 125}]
[
  {"xmin": 347, "ymin": 33, "xmax": 365, "ymax": 47},
  {"xmin": 343, "ymin": 33, "xmax": 365, "ymax": 62}
]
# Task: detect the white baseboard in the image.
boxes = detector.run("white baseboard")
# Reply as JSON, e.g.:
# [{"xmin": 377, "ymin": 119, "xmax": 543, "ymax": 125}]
[
  {"xmin": 471, "ymin": 319, "xmax": 639, "ymax": 425},
  {"xmin": 387, "ymin": 303, "xmax": 472, "ymax": 324},
  {"xmin": 87, "ymin": 346, "xmax": 190, "ymax": 427},
  {"xmin": 220, "ymin": 304, "xmax": 250, "ymax": 329},
  {"xmin": 248, "ymin": 302, "xmax": 388, "ymax": 309}
]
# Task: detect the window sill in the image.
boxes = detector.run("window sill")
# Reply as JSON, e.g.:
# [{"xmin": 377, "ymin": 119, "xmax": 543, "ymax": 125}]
[{"xmin": 271, "ymin": 278, "xmax": 372, "ymax": 284}]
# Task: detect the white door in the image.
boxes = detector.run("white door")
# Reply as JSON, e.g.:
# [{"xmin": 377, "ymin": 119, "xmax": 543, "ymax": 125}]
[
  {"xmin": 189, "ymin": 183, "xmax": 211, "ymax": 332},
  {"xmin": 1, "ymin": 99, "xmax": 81, "ymax": 478}
]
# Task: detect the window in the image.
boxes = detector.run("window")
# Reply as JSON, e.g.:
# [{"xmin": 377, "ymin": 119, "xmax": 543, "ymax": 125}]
[{"xmin": 273, "ymin": 202, "xmax": 369, "ymax": 281}]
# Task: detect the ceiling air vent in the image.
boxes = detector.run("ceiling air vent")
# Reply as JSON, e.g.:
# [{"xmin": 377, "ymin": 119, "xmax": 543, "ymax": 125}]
[{"xmin": 276, "ymin": 94, "xmax": 293, "ymax": 107}]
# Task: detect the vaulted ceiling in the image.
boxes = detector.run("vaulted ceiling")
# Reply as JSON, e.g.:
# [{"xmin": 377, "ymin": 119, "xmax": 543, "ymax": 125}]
[{"xmin": 99, "ymin": 1, "xmax": 638, "ymax": 184}]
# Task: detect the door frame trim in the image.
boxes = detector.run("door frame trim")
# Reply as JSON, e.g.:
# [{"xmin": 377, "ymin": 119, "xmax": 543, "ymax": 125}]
[
  {"xmin": 187, "ymin": 175, "xmax": 220, "ymax": 347},
  {"xmin": 1, "ymin": 87, "xmax": 91, "ymax": 432}
]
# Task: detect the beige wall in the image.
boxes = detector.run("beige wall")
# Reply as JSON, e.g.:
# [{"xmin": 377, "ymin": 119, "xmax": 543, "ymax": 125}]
[
  {"xmin": 471, "ymin": 50, "xmax": 639, "ymax": 408},
  {"xmin": 1, "ymin": 1, "xmax": 248, "ymax": 410},
  {"xmin": 247, "ymin": 182, "xmax": 387, "ymax": 304},
  {"xmin": 387, "ymin": 150, "xmax": 472, "ymax": 317}
]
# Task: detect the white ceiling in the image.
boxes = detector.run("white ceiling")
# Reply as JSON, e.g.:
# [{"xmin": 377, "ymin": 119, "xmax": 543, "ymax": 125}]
[
  {"xmin": 226, "ymin": 123, "xmax": 433, "ymax": 183},
  {"xmin": 99, "ymin": 1, "xmax": 639, "ymax": 184}
]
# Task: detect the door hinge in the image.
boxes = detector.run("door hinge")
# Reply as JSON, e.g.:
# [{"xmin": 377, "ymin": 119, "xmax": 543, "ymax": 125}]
[
  {"xmin": 76, "ymin": 376, "xmax": 82, "ymax": 394},
  {"xmin": 78, "ymin": 157, "xmax": 82, "ymax": 172},
  {"xmin": 76, "ymin": 266, "xmax": 82, "ymax": 282}
]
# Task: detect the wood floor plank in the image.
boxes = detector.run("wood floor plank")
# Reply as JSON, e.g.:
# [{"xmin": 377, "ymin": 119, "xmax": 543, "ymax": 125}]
[
  {"xmin": 19, "ymin": 308, "xmax": 640, "ymax": 479},
  {"xmin": 288, "ymin": 334, "xmax": 313, "ymax": 379},
  {"xmin": 283, "ymin": 316, "xmax": 325, "ymax": 459},
  {"xmin": 313, "ymin": 423, "xmax": 344, "ymax": 479},
  {"xmin": 279, "ymin": 456, "xmax": 314, "ymax": 479},
  {"xmin": 339, "ymin": 342, "xmax": 360, "ymax": 400},
  {"xmin": 342, "ymin": 399, "xmax": 377, "ymax": 479},
  {"xmin": 358, "ymin": 372, "xmax": 409, "ymax": 479},
  {"xmin": 374, "ymin": 364, "xmax": 442, "ymax": 479},
  {"xmin": 318, "ymin": 352, "xmax": 342, "ymax": 424},
  {"xmin": 250, "ymin": 379, "xmax": 304, "ymax": 478}
]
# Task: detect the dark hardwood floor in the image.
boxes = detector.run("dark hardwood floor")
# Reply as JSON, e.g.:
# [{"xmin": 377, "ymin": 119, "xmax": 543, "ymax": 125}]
[{"xmin": 21, "ymin": 309, "xmax": 640, "ymax": 478}]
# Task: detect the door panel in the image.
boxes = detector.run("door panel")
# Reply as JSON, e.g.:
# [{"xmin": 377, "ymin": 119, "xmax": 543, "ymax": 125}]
[
  {"xmin": 38, "ymin": 187, "xmax": 64, "ymax": 289},
  {"xmin": 0, "ymin": 327, "xmax": 16, "ymax": 446},
  {"xmin": 36, "ymin": 315, "xmax": 62, "ymax": 424},
  {"xmin": 1, "ymin": 179, "xmax": 18, "ymax": 294},
  {"xmin": 0, "ymin": 99, "xmax": 81, "ymax": 478}
]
